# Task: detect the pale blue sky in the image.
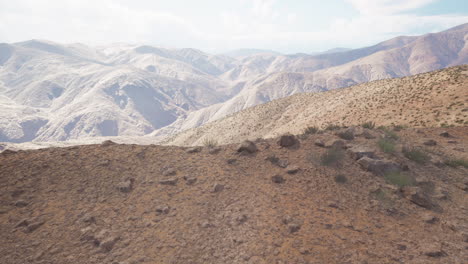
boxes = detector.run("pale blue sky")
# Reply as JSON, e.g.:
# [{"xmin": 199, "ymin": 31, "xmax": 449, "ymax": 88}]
[{"xmin": 0, "ymin": 0, "xmax": 467, "ymax": 53}]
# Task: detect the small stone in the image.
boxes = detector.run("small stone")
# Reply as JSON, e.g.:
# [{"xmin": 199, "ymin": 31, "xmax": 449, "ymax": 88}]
[
  {"xmin": 314, "ymin": 139, "xmax": 325, "ymax": 147},
  {"xmin": 82, "ymin": 213, "xmax": 96, "ymax": 224},
  {"xmin": 347, "ymin": 146, "xmax": 376, "ymax": 160},
  {"xmin": 357, "ymin": 156, "xmax": 400, "ymax": 176},
  {"xmin": 235, "ymin": 214, "xmax": 248, "ymax": 224},
  {"xmin": 272, "ymin": 175, "xmax": 285, "ymax": 184},
  {"xmin": 156, "ymin": 206, "xmax": 170, "ymax": 215},
  {"xmin": 439, "ymin": 131, "xmax": 450, "ymax": 138},
  {"xmin": 327, "ymin": 201, "xmax": 339, "ymax": 208},
  {"xmin": 201, "ymin": 221, "xmax": 212, "ymax": 228},
  {"xmin": 14, "ymin": 200, "xmax": 28, "ymax": 207},
  {"xmin": 208, "ymin": 147, "xmax": 221, "ymax": 154},
  {"xmin": 227, "ymin": 159, "xmax": 237, "ymax": 164},
  {"xmin": 422, "ymin": 213, "xmax": 438, "ymax": 224},
  {"xmin": 162, "ymin": 168, "xmax": 176, "ymax": 176},
  {"xmin": 326, "ymin": 139, "xmax": 347, "ymax": 149},
  {"xmin": 423, "ymin": 140, "xmax": 437, "ymax": 146},
  {"xmin": 288, "ymin": 223, "xmax": 301, "ymax": 233},
  {"xmin": 183, "ymin": 176, "xmax": 197, "ymax": 185},
  {"xmin": 100, "ymin": 236, "xmax": 119, "ymax": 252},
  {"xmin": 186, "ymin": 147, "xmax": 202, "ymax": 153},
  {"xmin": 447, "ymin": 140, "xmax": 457, "ymax": 144},
  {"xmin": 25, "ymin": 220, "xmax": 45, "ymax": 233},
  {"xmin": 15, "ymin": 219, "xmax": 29, "ymax": 228},
  {"xmin": 362, "ymin": 131, "xmax": 376, "ymax": 139},
  {"xmin": 278, "ymin": 134, "xmax": 299, "ymax": 148},
  {"xmin": 286, "ymin": 166, "xmax": 300, "ymax": 174},
  {"xmin": 237, "ymin": 140, "xmax": 258, "ymax": 154},
  {"xmin": 117, "ymin": 179, "xmax": 133, "ymax": 193},
  {"xmin": 212, "ymin": 183, "xmax": 224, "ymax": 193},
  {"xmin": 410, "ymin": 192, "xmax": 441, "ymax": 212},
  {"xmin": 397, "ymin": 244, "xmax": 407, "ymax": 251},
  {"xmin": 425, "ymin": 249, "xmax": 447, "ymax": 258},
  {"xmin": 159, "ymin": 178, "xmax": 178, "ymax": 185},
  {"xmin": 277, "ymin": 159, "xmax": 289, "ymax": 168}
]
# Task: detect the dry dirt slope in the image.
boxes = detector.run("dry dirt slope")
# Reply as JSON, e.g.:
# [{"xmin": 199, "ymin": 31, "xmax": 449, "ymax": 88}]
[
  {"xmin": 0, "ymin": 127, "xmax": 467, "ymax": 263},
  {"xmin": 165, "ymin": 65, "xmax": 468, "ymax": 146}
]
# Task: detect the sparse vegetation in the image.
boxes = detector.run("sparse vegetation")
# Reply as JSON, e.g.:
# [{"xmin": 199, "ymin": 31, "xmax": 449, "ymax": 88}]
[
  {"xmin": 444, "ymin": 159, "xmax": 468, "ymax": 168},
  {"xmin": 303, "ymin": 126, "xmax": 319, "ymax": 135},
  {"xmin": 378, "ymin": 138, "xmax": 396, "ymax": 153},
  {"xmin": 384, "ymin": 171, "xmax": 413, "ymax": 187},
  {"xmin": 324, "ymin": 124, "xmax": 342, "ymax": 131},
  {"xmin": 361, "ymin": 121, "xmax": 375, "ymax": 129},
  {"xmin": 334, "ymin": 174, "xmax": 347, "ymax": 183},
  {"xmin": 320, "ymin": 147, "xmax": 345, "ymax": 167},
  {"xmin": 403, "ymin": 147, "xmax": 430, "ymax": 164},
  {"xmin": 202, "ymin": 138, "xmax": 218, "ymax": 148}
]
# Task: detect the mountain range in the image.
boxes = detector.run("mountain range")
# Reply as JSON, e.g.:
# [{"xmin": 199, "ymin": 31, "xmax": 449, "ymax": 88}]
[{"xmin": 1, "ymin": 23, "xmax": 467, "ymax": 144}]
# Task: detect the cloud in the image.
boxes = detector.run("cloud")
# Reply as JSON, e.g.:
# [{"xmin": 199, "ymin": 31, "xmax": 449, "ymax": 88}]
[
  {"xmin": 345, "ymin": 0, "xmax": 437, "ymax": 15},
  {"xmin": 0, "ymin": 0, "xmax": 466, "ymax": 53}
]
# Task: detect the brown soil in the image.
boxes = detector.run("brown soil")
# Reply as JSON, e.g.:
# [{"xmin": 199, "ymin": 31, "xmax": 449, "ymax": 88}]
[{"xmin": 1, "ymin": 127, "xmax": 467, "ymax": 263}]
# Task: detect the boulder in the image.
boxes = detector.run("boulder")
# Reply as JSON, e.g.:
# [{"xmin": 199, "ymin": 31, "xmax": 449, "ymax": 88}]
[
  {"xmin": 101, "ymin": 140, "xmax": 117, "ymax": 146},
  {"xmin": 278, "ymin": 134, "xmax": 299, "ymax": 148},
  {"xmin": 423, "ymin": 140, "xmax": 437, "ymax": 146},
  {"xmin": 272, "ymin": 175, "xmax": 285, "ymax": 184},
  {"xmin": 286, "ymin": 166, "xmax": 300, "ymax": 174},
  {"xmin": 347, "ymin": 146, "xmax": 377, "ymax": 160},
  {"xmin": 237, "ymin": 140, "xmax": 258, "ymax": 154},
  {"xmin": 314, "ymin": 139, "xmax": 325, "ymax": 147},
  {"xmin": 186, "ymin": 147, "xmax": 202, "ymax": 153},
  {"xmin": 212, "ymin": 183, "xmax": 224, "ymax": 193},
  {"xmin": 159, "ymin": 178, "xmax": 178, "ymax": 186},
  {"xmin": 357, "ymin": 157, "xmax": 400, "ymax": 176},
  {"xmin": 439, "ymin": 131, "xmax": 450, "ymax": 138}
]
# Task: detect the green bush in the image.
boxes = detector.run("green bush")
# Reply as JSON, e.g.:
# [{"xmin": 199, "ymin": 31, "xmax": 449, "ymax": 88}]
[
  {"xmin": 321, "ymin": 147, "xmax": 345, "ymax": 167},
  {"xmin": 303, "ymin": 126, "xmax": 319, "ymax": 135},
  {"xmin": 202, "ymin": 138, "xmax": 218, "ymax": 148},
  {"xmin": 384, "ymin": 171, "xmax": 413, "ymax": 187},
  {"xmin": 361, "ymin": 121, "xmax": 376, "ymax": 129},
  {"xmin": 444, "ymin": 159, "xmax": 468, "ymax": 168},
  {"xmin": 378, "ymin": 138, "xmax": 396, "ymax": 153},
  {"xmin": 403, "ymin": 147, "xmax": 430, "ymax": 164}
]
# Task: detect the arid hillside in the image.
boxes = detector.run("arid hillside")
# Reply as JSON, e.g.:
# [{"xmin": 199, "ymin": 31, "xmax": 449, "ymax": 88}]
[
  {"xmin": 0, "ymin": 127, "xmax": 467, "ymax": 263},
  {"xmin": 165, "ymin": 65, "xmax": 468, "ymax": 146}
]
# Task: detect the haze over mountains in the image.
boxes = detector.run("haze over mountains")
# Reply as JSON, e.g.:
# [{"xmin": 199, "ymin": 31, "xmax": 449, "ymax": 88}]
[{"xmin": 1, "ymin": 23, "xmax": 467, "ymax": 143}]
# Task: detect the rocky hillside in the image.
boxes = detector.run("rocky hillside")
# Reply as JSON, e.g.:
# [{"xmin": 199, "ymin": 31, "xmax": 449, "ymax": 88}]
[
  {"xmin": 0, "ymin": 127, "xmax": 467, "ymax": 263},
  {"xmin": 165, "ymin": 65, "xmax": 468, "ymax": 146},
  {"xmin": 1, "ymin": 23, "xmax": 467, "ymax": 143}
]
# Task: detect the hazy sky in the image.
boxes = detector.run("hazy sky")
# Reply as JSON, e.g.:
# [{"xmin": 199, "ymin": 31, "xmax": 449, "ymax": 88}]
[{"xmin": 0, "ymin": 0, "xmax": 467, "ymax": 53}]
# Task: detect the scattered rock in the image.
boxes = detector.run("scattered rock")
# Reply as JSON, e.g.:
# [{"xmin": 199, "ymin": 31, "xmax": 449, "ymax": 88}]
[
  {"xmin": 15, "ymin": 218, "xmax": 29, "ymax": 228},
  {"xmin": 237, "ymin": 140, "xmax": 258, "ymax": 154},
  {"xmin": 278, "ymin": 134, "xmax": 299, "ymax": 148},
  {"xmin": 162, "ymin": 168, "xmax": 176, "ymax": 176},
  {"xmin": 186, "ymin": 147, "xmax": 202, "ymax": 153},
  {"xmin": 271, "ymin": 175, "xmax": 285, "ymax": 184},
  {"xmin": 288, "ymin": 223, "xmax": 301, "ymax": 233},
  {"xmin": 81, "ymin": 213, "xmax": 96, "ymax": 224},
  {"xmin": 183, "ymin": 176, "xmax": 197, "ymax": 185},
  {"xmin": 286, "ymin": 166, "xmax": 300, "ymax": 174},
  {"xmin": 314, "ymin": 139, "xmax": 325, "ymax": 147},
  {"xmin": 212, "ymin": 183, "xmax": 224, "ymax": 193},
  {"xmin": 117, "ymin": 179, "xmax": 134, "ymax": 193},
  {"xmin": 336, "ymin": 129, "xmax": 355, "ymax": 140},
  {"xmin": 326, "ymin": 139, "xmax": 347, "ymax": 149},
  {"xmin": 235, "ymin": 214, "xmax": 248, "ymax": 225},
  {"xmin": 423, "ymin": 140, "xmax": 437, "ymax": 146},
  {"xmin": 439, "ymin": 131, "xmax": 450, "ymax": 138},
  {"xmin": 409, "ymin": 191, "xmax": 441, "ymax": 212},
  {"xmin": 347, "ymin": 146, "xmax": 377, "ymax": 160},
  {"xmin": 25, "ymin": 220, "xmax": 45, "ymax": 233},
  {"xmin": 447, "ymin": 140, "xmax": 457, "ymax": 144},
  {"xmin": 101, "ymin": 140, "xmax": 117, "ymax": 146},
  {"xmin": 362, "ymin": 130, "xmax": 376, "ymax": 139},
  {"xmin": 14, "ymin": 200, "xmax": 28, "ymax": 207},
  {"xmin": 421, "ymin": 213, "xmax": 438, "ymax": 224},
  {"xmin": 208, "ymin": 147, "xmax": 221, "ymax": 154},
  {"xmin": 424, "ymin": 245, "xmax": 447, "ymax": 258},
  {"xmin": 99, "ymin": 236, "xmax": 120, "ymax": 252},
  {"xmin": 227, "ymin": 159, "xmax": 237, "ymax": 164},
  {"xmin": 159, "ymin": 178, "xmax": 178, "ymax": 186},
  {"xmin": 357, "ymin": 156, "xmax": 400, "ymax": 176},
  {"xmin": 397, "ymin": 244, "xmax": 407, "ymax": 251},
  {"xmin": 156, "ymin": 206, "xmax": 170, "ymax": 215}
]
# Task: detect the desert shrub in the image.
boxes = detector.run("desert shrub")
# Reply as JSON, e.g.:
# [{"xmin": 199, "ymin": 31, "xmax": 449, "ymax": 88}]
[
  {"xmin": 334, "ymin": 174, "xmax": 348, "ymax": 183},
  {"xmin": 324, "ymin": 124, "xmax": 342, "ymax": 131},
  {"xmin": 403, "ymin": 147, "xmax": 430, "ymax": 164},
  {"xmin": 303, "ymin": 126, "xmax": 319, "ymax": 135},
  {"xmin": 378, "ymin": 138, "xmax": 396, "ymax": 153},
  {"xmin": 337, "ymin": 130, "xmax": 354, "ymax": 140},
  {"xmin": 202, "ymin": 138, "xmax": 218, "ymax": 148},
  {"xmin": 361, "ymin": 121, "xmax": 376, "ymax": 129},
  {"xmin": 444, "ymin": 159, "xmax": 468, "ymax": 168},
  {"xmin": 379, "ymin": 126, "xmax": 399, "ymax": 140},
  {"xmin": 321, "ymin": 147, "xmax": 345, "ymax": 167},
  {"xmin": 384, "ymin": 171, "xmax": 413, "ymax": 187}
]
